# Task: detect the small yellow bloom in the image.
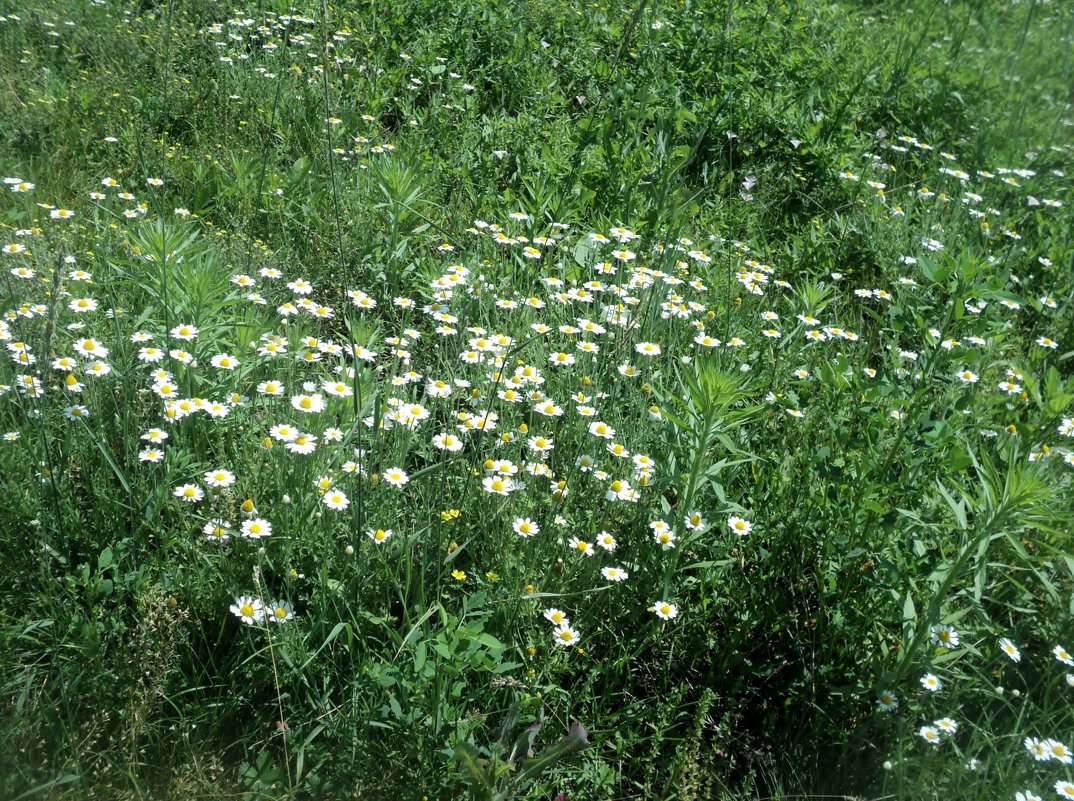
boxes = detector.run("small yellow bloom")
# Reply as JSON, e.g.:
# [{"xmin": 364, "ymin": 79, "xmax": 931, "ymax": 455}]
[
  {"xmin": 451, "ymin": 569, "xmax": 466, "ymax": 581},
  {"xmin": 241, "ymin": 498, "xmax": 256, "ymax": 514}
]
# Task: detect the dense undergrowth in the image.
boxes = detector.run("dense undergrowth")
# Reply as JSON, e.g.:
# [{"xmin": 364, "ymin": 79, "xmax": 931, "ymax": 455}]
[{"xmin": 1, "ymin": 0, "xmax": 1073, "ymax": 798}]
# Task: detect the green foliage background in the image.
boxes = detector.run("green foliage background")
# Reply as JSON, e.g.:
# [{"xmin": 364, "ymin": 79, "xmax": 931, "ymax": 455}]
[{"xmin": 0, "ymin": 0, "xmax": 1072, "ymax": 799}]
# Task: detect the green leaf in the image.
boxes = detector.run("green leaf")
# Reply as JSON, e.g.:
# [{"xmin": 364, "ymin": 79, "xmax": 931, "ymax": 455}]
[
  {"xmin": 519, "ymin": 720, "xmax": 588, "ymax": 782},
  {"xmin": 454, "ymin": 742, "xmax": 494, "ymax": 801}
]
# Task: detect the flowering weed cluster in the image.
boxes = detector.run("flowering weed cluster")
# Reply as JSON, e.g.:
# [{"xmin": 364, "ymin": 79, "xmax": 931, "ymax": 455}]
[{"xmin": 0, "ymin": 0, "xmax": 1072, "ymax": 798}]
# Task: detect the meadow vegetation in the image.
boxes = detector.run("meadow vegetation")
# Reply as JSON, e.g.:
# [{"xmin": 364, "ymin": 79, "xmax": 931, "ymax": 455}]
[{"xmin": 1, "ymin": 0, "xmax": 1073, "ymax": 798}]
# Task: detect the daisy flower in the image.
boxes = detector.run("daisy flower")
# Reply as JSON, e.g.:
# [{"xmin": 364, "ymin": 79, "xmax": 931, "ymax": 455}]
[
  {"xmin": 323, "ymin": 490, "xmax": 350, "ymax": 510},
  {"xmin": 483, "ymin": 475, "xmax": 515, "ymax": 495},
  {"xmin": 240, "ymin": 519, "xmax": 272, "ymax": 539},
  {"xmin": 684, "ymin": 512, "xmax": 707, "ymax": 532},
  {"xmin": 170, "ymin": 323, "xmax": 199, "ymax": 341},
  {"xmin": 200, "ymin": 515, "xmax": 230, "ymax": 538},
  {"xmin": 432, "ymin": 432, "xmax": 464, "ymax": 452},
  {"xmin": 270, "ymin": 423, "xmax": 298, "ymax": 441},
  {"xmin": 931, "ymin": 624, "xmax": 960, "ymax": 649},
  {"xmin": 552, "ymin": 624, "xmax": 580, "ymax": 647},
  {"xmin": 635, "ymin": 341, "xmax": 661, "ymax": 356},
  {"xmin": 285, "ymin": 433, "xmax": 317, "ymax": 455},
  {"xmin": 204, "ymin": 468, "xmax": 236, "ymax": 489},
  {"xmin": 1027, "ymin": 737, "xmax": 1050, "ymax": 761},
  {"xmin": 367, "ymin": 528, "xmax": 393, "ymax": 544},
  {"xmin": 230, "ymin": 596, "xmax": 263, "ymax": 625},
  {"xmin": 935, "ymin": 718, "xmax": 958, "ymax": 735},
  {"xmin": 999, "ymin": 637, "xmax": 1021, "ymax": 662},
  {"xmin": 513, "ymin": 518, "xmax": 539, "ymax": 538},
  {"xmin": 595, "ymin": 531, "xmax": 617, "ymax": 551},
  {"xmin": 920, "ymin": 674, "xmax": 942, "ymax": 692},
  {"xmin": 174, "ymin": 484, "xmax": 204, "ymax": 503},
  {"xmin": 210, "ymin": 353, "xmax": 239, "ymax": 370},
  {"xmin": 383, "ymin": 467, "xmax": 409, "ymax": 487},
  {"xmin": 1045, "ymin": 739, "xmax": 1074, "ymax": 765},
  {"xmin": 1055, "ymin": 645, "xmax": 1074, "ymax": 666},
  {"xmin": 292, "ymin": 393, "xmax": 326, "ymax": 413},
  {"xmin": 601, "ymin": 567, "xmax": 628, "ymax": 582},
  {"xmin": 567, "ymin": 537, "xmax": 594, "ymax": 557},
  {"xmin": 649, "ymin": 519, "xmax": 679, "ymax": 547},
  {"xmin": 266, "ymin": 601, "xmax": 294, "ymax": 624},
  {"xmin": 727, "ymin": 516, "xmax": 752, "ymax": 536},
  {"xmin": 63, "ymin": 405, "xmax": 89, "ymax": 421},
  {"xmin": 544, "ymin": 608, "xmax": 569, "ymax": 626},
  {"xmin": 588, "ymin": 421, "xmax": 615, "ymax": 439},
  {"xmin": 919, "ymin": 726, "xmax": 941, "ymax": 745},
  {"xmin": 876, "ymin": 690, "xmax": 897, "ymax": 711},
  {"xmin": 651, "ymin": 600, "xmax": 678, "ymax": 621}
]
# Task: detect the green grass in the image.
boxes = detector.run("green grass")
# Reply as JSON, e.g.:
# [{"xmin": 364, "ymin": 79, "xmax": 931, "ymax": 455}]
[{"xmin": 1, "ymin": 0, "xmax": 1073, "ymax": 798}]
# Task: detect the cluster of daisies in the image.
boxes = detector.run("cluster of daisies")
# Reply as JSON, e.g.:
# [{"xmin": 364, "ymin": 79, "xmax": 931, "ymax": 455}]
[
  {"xmin": 540, "ymin": 598, "xmax": 678, "ymax": 650},
  {"xmin": 1, "ymin": 7, "xmax": 1072, "ymax": 667},
  {"xmin": 2, "ymin": 190, "xmax": 790, "ymax": 643},
  {"xmin": 875, "ymin": 625, "xmax": 1074, "ymax": 798},
  {"xmin": 2, "ymin": 185, "xmax": 1070, "ymax": 646},
  {"xmin": 841, "ymin": 133, "xmax": 1065, "ymax": 236},
  {"xmin": 230, "ymin": 595, "xmax": 294, "ymax": 625}
]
